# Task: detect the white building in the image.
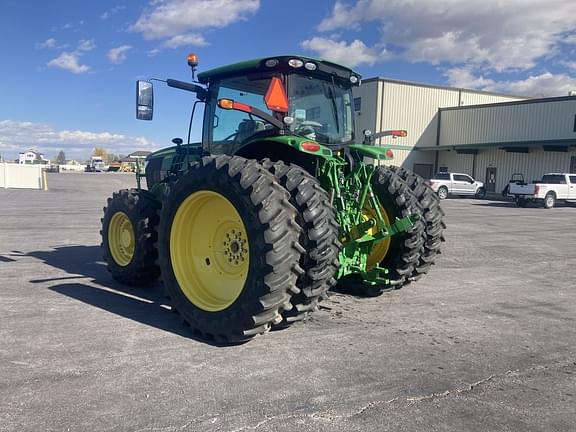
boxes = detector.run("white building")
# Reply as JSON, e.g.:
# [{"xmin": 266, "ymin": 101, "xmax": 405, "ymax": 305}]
[
  {"xmin": 18, "ymin": 150, "xmax": 51, "ymax": 167},
  {"xmin": 354, "ymin": 78, "xmax": 576, "ymax": 194}
]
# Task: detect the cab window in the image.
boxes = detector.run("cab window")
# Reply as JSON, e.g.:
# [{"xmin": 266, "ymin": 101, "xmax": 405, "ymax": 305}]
[{"xmin": 211, "ymin": 75, "xmax": 274, "ymax": 154}]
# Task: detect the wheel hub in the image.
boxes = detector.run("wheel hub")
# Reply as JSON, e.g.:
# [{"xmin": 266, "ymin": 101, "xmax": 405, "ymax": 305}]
[
  {"xmin": 364, "ymin": 203, "xmax": 392, "ymax": 270},
  {"xmin": 108, "ymin": 211, "xmax": 135, "ymax": 267}
]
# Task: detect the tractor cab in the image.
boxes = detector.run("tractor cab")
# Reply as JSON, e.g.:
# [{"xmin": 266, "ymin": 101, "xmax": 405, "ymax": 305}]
[
  {"xmin": 137, "ymin": 56, "xmax": 361, "ymax": 161},
  {"xmin": 196, "ymin": 56, "xmax": 358, "ymax": 154}
]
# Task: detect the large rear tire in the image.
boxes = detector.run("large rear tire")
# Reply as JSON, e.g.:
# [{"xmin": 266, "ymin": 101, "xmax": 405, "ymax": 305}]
[
  {"xmin": 101, "ymin": 189, "xmax": 161, "ymax": 286},
  {"xmin": 157, "ymin": 155, "xmax": 304, "ymax": 343},
  {"xmin": 261, "ymin": 159, "xmax": 340, "ymax": 326},
  {"xmin": 543, "ymin": 193, "xmax": 556, "ymax": 209},
  {"xmin": 389, "ymin": 166, "xmax": 446, "ymax": 282}
]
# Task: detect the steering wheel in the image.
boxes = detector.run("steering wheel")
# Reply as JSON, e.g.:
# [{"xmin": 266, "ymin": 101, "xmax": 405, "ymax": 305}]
[
  {"xmin": 222, "ymin": 132, "xmax": 237, "ymax": 141},
  {"xmin": 298, "ymin": 120, "xmax": 323, "ymax": 128}
]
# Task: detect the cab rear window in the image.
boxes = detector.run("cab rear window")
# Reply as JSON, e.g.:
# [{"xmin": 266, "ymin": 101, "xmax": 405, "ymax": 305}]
[
  {"xmin": 432, "ymin": 172, "xmax": 450, "ymax": 180},
  {"xmin": 541, "ymin": 175, "xmax": 566, "ymax": 184}
]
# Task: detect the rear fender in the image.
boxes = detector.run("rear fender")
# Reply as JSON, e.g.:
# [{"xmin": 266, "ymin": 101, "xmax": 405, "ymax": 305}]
[
  {"xmin": 348, "ymin": 144, "xmax": 394, "ymax": 161},
  {"xmin": 234, "ymin": 137, "xmax": 333, "ymax": 175},
  {"xmin": 145, "ymin": 144, "xmax": 202, "ymax": 190}
]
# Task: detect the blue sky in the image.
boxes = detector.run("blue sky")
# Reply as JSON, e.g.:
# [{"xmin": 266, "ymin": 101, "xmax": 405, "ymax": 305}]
[{"xmin": 1, "ymin": 0, "xmax": 575, "ymax": 160}]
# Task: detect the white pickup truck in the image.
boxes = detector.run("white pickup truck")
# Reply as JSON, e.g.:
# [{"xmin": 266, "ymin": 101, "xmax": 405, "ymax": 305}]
[
  {"xmin": 509, "ymin": 173, "xmax": 576, "ymax": 208},
  {"xmin": 428, "ymin": 172, "xmax": 486, "ymax": 199}
]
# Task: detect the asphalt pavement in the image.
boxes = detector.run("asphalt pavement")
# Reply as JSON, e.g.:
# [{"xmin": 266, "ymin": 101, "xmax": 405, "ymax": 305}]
[{"xmin": 0, "ymin": 173, "xmax": 575, "ymax": 432}]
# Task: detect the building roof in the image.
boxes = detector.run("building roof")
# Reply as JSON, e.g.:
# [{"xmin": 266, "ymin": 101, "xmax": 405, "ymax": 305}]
[
  {"xmin": 439, "ymin": 95, "xmax": 576, "ymax": 111},
  {"xmin": 19, "ymin": 149, "xmax": 43, "ymax": 156},
  {"xmin": 362, "ymin": 77, "xmax": 528, "ymax": 99}
]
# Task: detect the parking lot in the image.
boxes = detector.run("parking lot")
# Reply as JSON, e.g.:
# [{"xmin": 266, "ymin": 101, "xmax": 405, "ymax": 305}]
[{"xmin": 1, "ymin": 173, "xmax": 575, "ymax": 432}]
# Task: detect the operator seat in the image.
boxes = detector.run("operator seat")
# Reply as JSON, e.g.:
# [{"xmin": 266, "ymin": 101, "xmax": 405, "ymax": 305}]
[{"xmin": 235, "ymin": 120, "xmax": 266, "ymax": 145}]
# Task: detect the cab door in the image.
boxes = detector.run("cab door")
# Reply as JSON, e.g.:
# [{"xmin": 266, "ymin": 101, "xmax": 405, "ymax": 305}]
[{"xmin": 452, "ymin": 174, "xmax": 472, "ymax": 194}]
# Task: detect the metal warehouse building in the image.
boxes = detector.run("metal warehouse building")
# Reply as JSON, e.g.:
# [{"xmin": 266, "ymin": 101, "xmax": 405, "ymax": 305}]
[{"xmin": 354, "ymin": 78, "xmax": 576, "ymax": 194}]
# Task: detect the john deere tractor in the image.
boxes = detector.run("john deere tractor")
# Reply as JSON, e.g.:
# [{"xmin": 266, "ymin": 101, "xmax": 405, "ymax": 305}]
[{"xmin": 101, "ymin": 54, "xmax": 445, "ymax": 343}]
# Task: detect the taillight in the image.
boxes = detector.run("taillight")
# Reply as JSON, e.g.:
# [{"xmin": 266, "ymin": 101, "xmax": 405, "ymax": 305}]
[
  {"xmin": 301, "ymin": 141, "xmax": 320, "ymax": 152},
  {"xmin": 428, "ymin": 180, "xmax": 435, "ymax": 185},
  {"xmin": 534, "ymin": 185, "xmax": 540, "ymax": 195}
]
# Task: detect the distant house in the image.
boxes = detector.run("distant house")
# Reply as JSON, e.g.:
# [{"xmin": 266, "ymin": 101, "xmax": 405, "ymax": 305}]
[
  {"xmin": 120, "ymin": 151, "xmax": 152, "ymax": 172},
  {"xmin": 18, "ymin": 150, "xmax": 51, "ymax": 167}
]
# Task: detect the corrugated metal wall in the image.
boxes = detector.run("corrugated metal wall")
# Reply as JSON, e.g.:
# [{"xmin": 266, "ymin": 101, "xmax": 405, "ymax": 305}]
[
  {"xmin": 438, "ymin": 148, "xmax": 576, "ymax": 192},
  {"xmin": 353, "ymin": 79, "xmax": 525, "ymax": 169},
  {"xmin": 440, "ymin": 98, "xmax": 576, "ymax": 145},
  {"xmin": 459, "ymin": 90, "xmax": 521, "ymax": 106}
]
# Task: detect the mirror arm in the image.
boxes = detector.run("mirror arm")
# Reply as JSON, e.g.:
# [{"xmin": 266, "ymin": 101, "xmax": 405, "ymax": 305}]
[{"xmin": 166, "ymin": 79, "xmax": 207, "ymax": 100}]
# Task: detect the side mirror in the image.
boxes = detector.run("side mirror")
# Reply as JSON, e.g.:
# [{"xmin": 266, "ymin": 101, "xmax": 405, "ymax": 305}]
[{"xmin": 136, "ymin": 80, "xmax": 154, "ymax": 120}]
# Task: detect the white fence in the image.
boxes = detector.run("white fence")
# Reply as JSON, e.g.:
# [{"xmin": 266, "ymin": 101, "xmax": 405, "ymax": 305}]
[{"xmin": 0, "ymin": 163, "xmax": 46, "ymax": 189}]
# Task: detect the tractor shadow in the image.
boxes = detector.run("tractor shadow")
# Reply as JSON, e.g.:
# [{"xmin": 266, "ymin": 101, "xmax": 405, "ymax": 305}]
[{"xmin": 17, "ymin": 245, "xmax": 229, "ymax": 346}]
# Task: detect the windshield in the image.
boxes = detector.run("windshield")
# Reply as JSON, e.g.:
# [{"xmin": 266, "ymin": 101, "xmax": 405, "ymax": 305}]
[{"xmin": 287, "ymin": 74, "xmax": 354, "ymax": 145}]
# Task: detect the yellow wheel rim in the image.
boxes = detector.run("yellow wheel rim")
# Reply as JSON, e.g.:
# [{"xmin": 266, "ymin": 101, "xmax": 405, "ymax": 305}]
[
  {"xmin": 108, "ymin": 212, "xmax": 135, "ymax": 267},
  {"xmin": 365, "ymin": 203, "xmax": 392, "ymax": 270},
  {"xmin": 170, "ymin": 191, "xmax": 249, "ymax": 312}
]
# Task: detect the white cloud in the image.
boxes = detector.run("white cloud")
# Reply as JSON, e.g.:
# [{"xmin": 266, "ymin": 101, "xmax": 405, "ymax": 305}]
[
  {"xmin": 36, "ymin": 38, "xmax": 57, "ymax": 49},
  {"xmin": 47, "ymin": 52, "xmax": 90, "ymax": 74},
  {"xmin": 0, "ymin": 120, "xmax": 157, "ymax": 160},
  {"xmin": 486, "ymin": 73, "xmax": 576, "ymax": 97},
  {"xmin": 300, "ymin": 37, "xmax": 383, "ymax": 68},
  {"xmin": 130, "ymin": 0, "xmax": 259, "ymax": 39},
  {"xmin": 46, "ymin": 39, "xmax": 96, "ymax": 74},
  {"xmin": 101, "ymin": 5, "xmax": 126, "ymax": 20},
  {"xmin": 107, "ymin": 45, "xmax": 133, "ymax": 64},
  {"xmin": 147, "ymin": 48, "xmax": 161, "ymax": 57},
  {"xmin": 563, "ymin": 34, "xmax": 576, "ymax": 45},
  {"xmin": 446, "ymin": 68, "xmax": 576, "ymax": 97},
  {"xmin": 162, "ymin": 33, "xmax": 207, "ymax": 49},
  {"xmin": 317, "ymin": 0, "xmax": 576, "ymax": 73},
  {"xmin": 445, "ymin": 67, "xmax": 495, "ymax": 89},
  {"xmin": 560, "ymin": 60, "xmax": 576, "ymax": 71},
  {"xmin": 77, "ymin": 39, "xmax": 96, "ymax": 52}
]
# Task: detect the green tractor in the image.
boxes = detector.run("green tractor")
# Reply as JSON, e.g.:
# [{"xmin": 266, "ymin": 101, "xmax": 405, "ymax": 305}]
[{"xmin": 101, "ymin": 54, "xmax": 445, "ymax": 343}]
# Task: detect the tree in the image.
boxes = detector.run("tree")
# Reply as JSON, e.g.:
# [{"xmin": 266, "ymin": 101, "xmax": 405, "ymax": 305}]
[
  {"xmin": 94, "ymin": 147, "xmax": 117, "ymax": 164},
  {"xmin": 55, "ymin": 150, "xmax": 66, "ymax": 165}
]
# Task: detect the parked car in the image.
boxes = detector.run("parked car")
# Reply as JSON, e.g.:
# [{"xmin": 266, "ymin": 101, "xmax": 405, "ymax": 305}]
[
  {"xmin": 428, "ymin": 172, "xmax": 486, "ymax": 199},
  {"xmin": 508, "ymin": 173, "xmax": 576, "ymax": 208}
]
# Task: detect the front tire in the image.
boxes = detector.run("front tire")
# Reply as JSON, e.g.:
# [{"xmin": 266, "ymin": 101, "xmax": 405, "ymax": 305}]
[
  {"xmin": 101, "ymin": 189, "xmax": 161, "ymax": 286},
  {"xmin": 475, "ymin": 187, "xmax": 486, "ymax": 199},
  {"xmin": 157, "ymin": 155, "xmax": 304, "ymax": 343},
  {"xmin": 437, "ymin": 186, "xmax": 448, "ymax": 200}
]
